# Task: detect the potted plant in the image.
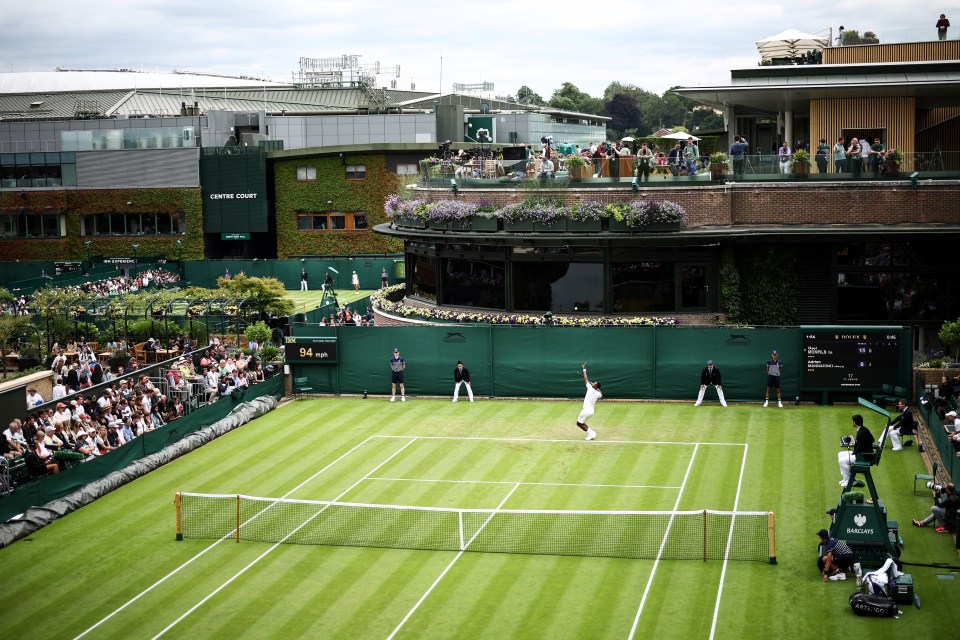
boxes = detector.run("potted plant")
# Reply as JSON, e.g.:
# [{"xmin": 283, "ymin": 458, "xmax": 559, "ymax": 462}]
[
  {"xmin": 885, "ymin": 149, "xmax": 903, "ymax": 176},
  {"xmin": 566, "ymin": 155, "xmax": 590, "ymax": 181},
  {"xmin": 790, "ymin": 149, "xmax": 812, "ymax": 178},
  {"xmin": 709, "ymin": 151, "xmax": 729, "ymax": 180}
]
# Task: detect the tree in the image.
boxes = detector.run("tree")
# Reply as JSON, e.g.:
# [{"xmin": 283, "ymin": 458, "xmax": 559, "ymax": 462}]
[
  {"xmin": 939, "ymin": 318, "xmax": 960, "ymax": 361},
  {"xmin": 603, "ymin": 93, "xmax": 642, "ymax": 140},
  {"xmin": 216, "ymin": 274, "xmax": 295, "ymax": 318},
  {"xmin": 516, "ymin": 85, "xmax": 544, "ymax": 106},
  {"xmin": 0, "ymin": 314, "xmax": 34, "ymax": 376},
  {"xmin": 548, "ymin": 82, "xmax": 603, "ymax": 115},
  {"xmin": 244, "ymin": 321, "xmax": 272, "ymax": 351}
]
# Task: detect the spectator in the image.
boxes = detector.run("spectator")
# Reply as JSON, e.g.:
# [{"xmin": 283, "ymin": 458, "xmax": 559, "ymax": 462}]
[
  {"xmin": 26, "ymin": 387, "xmax": 44, "ymax": 409},
  {"xmin": 51, "ymin": 377, "xmax": 67, "ymax": 401},
  {"xmin": 683, "ymin": 138, "xmax": 700, "ymax": 177},
  {"xmin": 2, "ymin": 421, "xmax": 24, "ymax": 458},
  {"xmin": 833, "ymin": 136, "xmax": 846, "ymax": 173},
  {"xmin": 912, "ymin": 482, "xmax": 958, "ymax": 532},
  {"xmin": 778, "ymin": 142, "xmax": 792, "ymax": 174},
  {"xmin": 668, "ymin": 143, "xmax": 683, "ymax": 176},
  {"xmin": 937, "ymin": 14, "xmax": 950, "ymax": 41},
  {"xmin": 24, "ymin": 437, "xmax": 58, "ymax": 477}
]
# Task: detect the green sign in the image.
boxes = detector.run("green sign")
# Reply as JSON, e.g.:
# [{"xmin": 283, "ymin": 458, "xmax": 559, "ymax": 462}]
[{"xmin": 221, "ymin": 232, "xmax": 250, "ymax": 241}]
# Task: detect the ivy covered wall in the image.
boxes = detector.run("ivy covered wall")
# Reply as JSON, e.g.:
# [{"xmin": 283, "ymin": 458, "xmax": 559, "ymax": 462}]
[
  {"xmin": 0, "ymin": 188, "xmax": 204, "ymax": 262},
  {"xmin": 720, "ymin": 245, "xmax": 798, "ymax": 325},
  {"xmin": 273, "ymin": 154, "xmax": 403, "ymax": 258}
]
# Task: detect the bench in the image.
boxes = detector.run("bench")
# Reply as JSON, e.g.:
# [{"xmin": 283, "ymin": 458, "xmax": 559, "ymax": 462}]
[
  {"xmin": 293, "ymin": 377, "xmax": 313, "ymax": 399},
  {"xmin": 872, "ymin": 384, "xmax": 906, "ymax": 408}
]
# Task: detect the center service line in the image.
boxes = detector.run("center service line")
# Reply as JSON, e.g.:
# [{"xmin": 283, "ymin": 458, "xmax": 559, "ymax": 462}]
[{"xmin": 709, "ymin": 444, "xmax": 750, "ymax": 640}]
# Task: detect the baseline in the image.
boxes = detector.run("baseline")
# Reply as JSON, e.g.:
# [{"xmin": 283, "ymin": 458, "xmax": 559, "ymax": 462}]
[
  {"xmin": 373, "ymin": 434, "xmax": 747, "ymax": 447},
  {"xmin": 367, "ymin": 476, "xmax": 682, "ymax": 490}
]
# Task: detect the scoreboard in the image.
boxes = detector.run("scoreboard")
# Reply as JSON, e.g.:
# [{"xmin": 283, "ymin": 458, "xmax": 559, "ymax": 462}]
[
  {"xmin": 284, "ymin": 337, "xmax": 337, "ymax": 363},
  {"xmin": 802, "ymin": 330, "xmax": 901, "ymax": 390}
]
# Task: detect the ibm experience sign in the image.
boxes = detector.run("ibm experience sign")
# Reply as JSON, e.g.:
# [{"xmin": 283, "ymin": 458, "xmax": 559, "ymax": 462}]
[{"xmin": 285, "ymin": 337, "xmax": 338, "ymax": 363}]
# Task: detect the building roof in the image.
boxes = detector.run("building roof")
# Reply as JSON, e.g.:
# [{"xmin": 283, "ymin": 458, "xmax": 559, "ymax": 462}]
[
  {"xmin": 0, "ymin": 70, "xmax": 287, "ymax": 94},
  {"xmin": 674, "ymin": 60, "xmax": 960, "ymax": 114}
]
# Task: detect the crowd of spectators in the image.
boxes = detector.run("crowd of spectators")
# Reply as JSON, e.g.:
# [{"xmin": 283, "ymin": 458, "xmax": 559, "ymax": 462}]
[{"xmin": 320, "ymin": 305, "xmax": 376, "ymax": 327}]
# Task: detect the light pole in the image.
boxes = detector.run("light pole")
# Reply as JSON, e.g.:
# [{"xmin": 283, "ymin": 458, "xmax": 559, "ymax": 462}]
[
  {"xmin": 176, "ymin": 239, "xmax": 184, "ymax": 280},
  {"xmin": 132, "ymin": 244, "xmax": 140, "ymax": 276},
  {"xmin": 84, "ymin": 240, "xmax": 92, "ymax": 270}
]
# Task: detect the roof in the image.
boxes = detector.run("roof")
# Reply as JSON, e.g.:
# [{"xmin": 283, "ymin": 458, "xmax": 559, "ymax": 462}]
[
  {"xmin": 674, "ymin": 60, "xmax": 960, "ymax": 114},
  {"xmin": 0, "ymin": 70, "xmax": 287, "ymax": 94}
]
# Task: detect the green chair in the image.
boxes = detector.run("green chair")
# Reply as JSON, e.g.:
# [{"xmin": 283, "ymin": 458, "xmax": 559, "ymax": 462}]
[
  {"xmin": 871, "ymin": 383, "xmax": 894, "ymax": 405},
  {"xmin": 914, "ymin": 461, "xmax": 938, "ymax": 496},
  {"xmin": 293, "ymin": 377, "xmax": 313, "ymax": 399}
]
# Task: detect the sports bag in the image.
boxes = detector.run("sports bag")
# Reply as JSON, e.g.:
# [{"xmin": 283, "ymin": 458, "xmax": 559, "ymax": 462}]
[{"xmin": 849, "ymin": 592, "xmax": 898, "ymax": 617}]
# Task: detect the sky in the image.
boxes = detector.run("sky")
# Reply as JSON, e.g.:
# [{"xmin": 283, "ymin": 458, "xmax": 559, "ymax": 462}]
[{"xmin": 0, "ymin": 1, "xmax": 936, "ymax": 99}]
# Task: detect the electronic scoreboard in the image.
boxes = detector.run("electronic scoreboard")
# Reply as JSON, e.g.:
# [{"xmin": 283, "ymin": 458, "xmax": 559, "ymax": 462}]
[{"xmin": 802, "ymin": 330, "xmax": 901, "ymax": 390}]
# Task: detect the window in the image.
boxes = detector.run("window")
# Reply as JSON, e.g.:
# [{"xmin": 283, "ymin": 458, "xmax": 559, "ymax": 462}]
[
  {"xmin": 80, "ymin": 212, "xmax": 179, "ymax": 236},
  {"xmin": 441, "ymin": 258, "xmax": 505, "ymax": 309},
  {"xmin": 296, "ymin": 166, "xmax": 317, "ymax": 181},
  {"xmin": 0, "ymin": 212, "xmax": 64, "ymax": 238},
  {"xmin": 612, "ymin": 261, "xmax": 675, "ymax": 312},
  {"xmin": 410, "ymin": 254, "xmax": 438, "ymax": 302},
  {"xmin": 346, "ymin": 164, "xmax": 366, "ymax": 179},
  {"xmin": 396, "ymin": 163, "xmax": 419, "ymax": 176},
  {"xmin": 512, "ymin": 262, "xmax": 603, "ymax": 312},
  {"xmin": 295, "ymin": 211, "xmax": 368, "ymax": 231}
]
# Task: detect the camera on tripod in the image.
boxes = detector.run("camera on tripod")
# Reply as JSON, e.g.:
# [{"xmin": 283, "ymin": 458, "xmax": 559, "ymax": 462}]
[{"xmin": 926, "ymin": 481, "xmax": 944, "ymax": 493}]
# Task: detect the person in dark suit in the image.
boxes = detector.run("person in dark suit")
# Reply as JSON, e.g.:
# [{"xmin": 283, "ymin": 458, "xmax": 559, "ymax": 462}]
[
  {"xmin": 695, "ymin": 360, "xmax": 727, "ymax": 407},
  {"xmin": 300, "ymin": 268, "xmax": 309, "ymax": 291},
  {"xmin": 886, "ymin": 399, "xmax": 915, "ymax": 451},
  {"xmin": 838, "ymin": 414, "xmax": 874, "ymax": 487},
  {"xmin": 453, "ymin": 360, "xmax": 474, "ymax": 402}
]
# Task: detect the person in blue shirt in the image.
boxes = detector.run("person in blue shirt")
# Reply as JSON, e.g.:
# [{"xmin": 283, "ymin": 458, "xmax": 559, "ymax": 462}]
[
  {"xmin": 764, "ymin": 351, "xmax": 783, "ymax": 408},
  {"xmin": 729, "ymin": 136, "xmax": 749, "ymax": 179}
]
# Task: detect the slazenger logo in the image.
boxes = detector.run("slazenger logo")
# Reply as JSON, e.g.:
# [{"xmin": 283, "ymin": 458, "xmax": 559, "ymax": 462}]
[
  {"xmin": 725, "ymin": 334, "xmax": 751, "ymax": 347},
  {"xmin": 442, "ymin": 332, "xmax": 466, "ymax": 343},
  {"xmin": 854, "ymin": 513, "xmax": 867, "ymax": 527}
]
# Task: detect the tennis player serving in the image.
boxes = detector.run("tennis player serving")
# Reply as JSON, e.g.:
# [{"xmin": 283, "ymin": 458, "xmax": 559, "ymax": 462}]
[{"xmin": 577, "ymin": 363, "xmax": 602, "ymax": 441}]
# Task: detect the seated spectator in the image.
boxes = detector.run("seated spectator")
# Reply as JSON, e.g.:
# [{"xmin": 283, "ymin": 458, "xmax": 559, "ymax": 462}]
[
  {"xmin": 26, "ymin": 387, "xmax": 44, "ymax": 409},
  {"xmin": 75, "ymin": 428, "xmax": 98, "ymax": 457},
  {"xmin": 106, "ymin": 423, "xmax": 121, "ymax": 449},
  {"xmin": 41, "ymin": 425, "xmax": 63, "ymax": 450},
  {"xmin": 24, "ymin": 438, "xmax": 58, "ymax": 477},
  {"xmin": 3, "ymin": 421, "xmax": 27, "ymax": 455},
  {"xmin": 120, "ymin": 419, "xmax": 135, "ymax": 444}
]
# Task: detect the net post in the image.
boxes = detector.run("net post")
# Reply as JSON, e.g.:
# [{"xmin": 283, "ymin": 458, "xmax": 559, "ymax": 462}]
[
  {"xmin": 175, "ymin": 492, "xmax": 183, "ymax": 541},
  {"xmin": 767, "ymin": 511, "xmax": 777, "ymax": 565},
  {"xmin": 236, "ymin": 495, "xmax": 241, "ymax": 544},
  {"xmin": 702, "ymin": 510, "xmax": 707, "ymax": 562}
]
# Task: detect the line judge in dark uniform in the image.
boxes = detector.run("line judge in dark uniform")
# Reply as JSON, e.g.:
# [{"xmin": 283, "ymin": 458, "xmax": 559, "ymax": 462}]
[
  {"xmin": 453, "ymin": 360, "xmax": 474, "ymax": 403},
  {"xmin": 695, "ymin": 360, "xmax": 727, "ymax": 407},
  {"xmin": 886, "ymin": 398, "xmax": 915, "ymax": 451}
]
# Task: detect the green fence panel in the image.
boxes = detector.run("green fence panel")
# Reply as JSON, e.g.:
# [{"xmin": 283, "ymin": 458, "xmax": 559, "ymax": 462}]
[
  {"xmin": 183, "ymin": 257, "xmax": 403, "ymax": 290},
  {"xmin": 0, "ymin": 376, "xmax": 282, "ymax": 523},
  {"xmin": 654, "ymin": 327, "xmax": 801, "ymax": 402}
]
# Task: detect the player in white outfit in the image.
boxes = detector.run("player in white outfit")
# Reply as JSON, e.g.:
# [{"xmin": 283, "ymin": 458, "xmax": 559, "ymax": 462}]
[{"xmin": 577, "ymin": 363, "xmax": 602, "ymax": 441}]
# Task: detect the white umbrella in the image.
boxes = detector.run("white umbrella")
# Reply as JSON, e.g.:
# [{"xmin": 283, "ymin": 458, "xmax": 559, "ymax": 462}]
[
  {"xmin": 658, "ymin": 131, "xmax": 701, "ymax": 141},
  {"xmin": 620, "ymin": 136, "xmax": 636, "ymax": 142},
  {"xmin": 756, "ymin": 29, "xmax": 828, "ymax": 62}
]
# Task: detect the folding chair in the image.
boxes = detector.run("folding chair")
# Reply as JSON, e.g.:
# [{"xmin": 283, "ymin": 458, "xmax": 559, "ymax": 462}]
[{"xmin": 914, "ymin": 461, "xmax": 938, "ymax": 496}]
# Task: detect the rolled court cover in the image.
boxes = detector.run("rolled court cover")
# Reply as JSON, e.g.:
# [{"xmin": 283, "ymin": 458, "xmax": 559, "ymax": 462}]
[{"xmin": 177, "ymin": 493, "xmax": 778, "ymax": 564}]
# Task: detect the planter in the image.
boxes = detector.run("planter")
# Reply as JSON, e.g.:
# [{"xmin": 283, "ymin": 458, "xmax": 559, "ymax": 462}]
[
  {"xmin": 427, "ymin": 220, "xmax": 450, "ymax": 231},
  {"xmin": 503, "ymin": 220, "xmax": 534, "ymax": 232},
  {"xmin": 568, "ymin": 165, "xmax": 592, "ymax": 181},
  {"xmin": 566, "ymin": 219, "xmax": 602, "ymax": 233},
  {"xmin": 710, "ymin": 163, "xmax": 727, "ymax": 180},
  {"xmin": 459, "ymin": 216, "xmax": 499, "ymax": 232},
  {"xmin": 644, "ymin": 222, "xmax": 682, "ymax": 232},
  {"xmin": 886, "ymin": 161, "xmax": 901, "ymax": 177},
  {"xmin": 793, "ymin": 163, "xmax": 810, "ymax": 179},
  {"xmin": 396, "ymin": 216, "xmax": 427, "ymax": 229},
  {"xmin": 534, "ymin": 220, "xmax": 567, "ymax": 233},
  {"xmin": 607, "ymin": 218, "xmax": 634, "ymax": 233}
]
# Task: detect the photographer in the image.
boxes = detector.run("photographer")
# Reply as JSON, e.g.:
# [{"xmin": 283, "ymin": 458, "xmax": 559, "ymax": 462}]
[{"xmin": 912, "ymin": 482, "xmax": 958, "ymax": 533}]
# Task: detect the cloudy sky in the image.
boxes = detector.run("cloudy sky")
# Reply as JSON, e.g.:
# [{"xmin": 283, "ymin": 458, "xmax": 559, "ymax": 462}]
[{"xmin": 0, "ymin": 1, "xmax": 937, "ymax": 98}]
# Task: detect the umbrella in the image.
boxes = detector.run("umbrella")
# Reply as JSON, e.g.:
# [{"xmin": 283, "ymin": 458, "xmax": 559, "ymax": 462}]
[
  {"xmin": 658, "ymin": 131, "xmax": 701, "ymax": 141},
  {"xmin": 756, "ymin": 29, "xmax": 828, "ymax": 62},
  {"xmin": 620, "ymin": 136, "xmax": 635, "ymax": 142}
]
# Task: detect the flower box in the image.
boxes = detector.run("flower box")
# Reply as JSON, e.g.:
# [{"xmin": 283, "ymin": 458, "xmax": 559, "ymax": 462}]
[
  {"xmin": 504, "ymin": 220, "xmax": 534, "ymax": 232},
  {"xmin": 533, "ymin": 220, "xmax": 567, "ymax": 232},
  {"xmin": 467, "ymin": 216, "xmax": 500, "ymax": 232},
  {"xmin": 644, "ymin": 222, "xmax": 681, "ymax": 232},
  {"xmin": 567, "ymin": 219, "xmax": 602, "ymax": 233},
  {"xmin": 397, "ymin": 216, "xmax": 427, "ymax": 229},
  {"xmin": 427, "ymin": 220, "xmax": 450, "ymax": 231},
  {"xmin": 607, "ymin": 219, "xmax": 634, "ymax": 233}
]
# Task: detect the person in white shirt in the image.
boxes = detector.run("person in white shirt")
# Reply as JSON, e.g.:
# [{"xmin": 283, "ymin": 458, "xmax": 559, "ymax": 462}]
[
  {"xmin": 26, "ymin": 388, "xmax": 44, "ymax": 409},
  {"xmin": 576, "ymin": 363, "xmax": 602, "ymax": 441},
  {"xmin": 351, "ymin": 270, "xmax": 360, "ymax": 292},
  {"xmin": 51, "ymin": 379, "xmax": 67, "ymax": 401},
  {"xmin": 52, "ymin": 403, "xmax": 72, "ymax": 428}
]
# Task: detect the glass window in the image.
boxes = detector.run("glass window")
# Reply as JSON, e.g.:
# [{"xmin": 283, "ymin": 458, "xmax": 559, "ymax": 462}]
[
  {"xmin": 837, "ymin": 271, "xmax": 949, "ymax": 323},
  {"xmin": 441, "ymin": 258, "xmax": 505, "ymax": 309},
  {"xmin": 513, "ymin": 262, "xmax": 603, "ymax": 312},
  {"xmin": 679, "ymin": 265, "xmax": 708, "ymax": 309},
  {"xmin": 296, "ymin": 166, "xmax": 317, "ymax": 181},
  {"xmin": 612, "ymin": 261, "xmax": 675, "ymax": 312},
  {"xmin": 396, "ymin": 163, "xmax": 419, "ymax": 175},
  {"xmin": 156, "ymin": 213, "xmax": 173, "ymax": 235},
  {"xmin": 297, "ymin": 215, "xmax": 314, "ymax": 230},
  {"xmin": 110, "ymin": 213, "xmax": 126, "ymax": 235},
  {"xmin": 329, "ymin": 215, "xmax": 346, "ymax": 230},
  {"xmin": 353, "ymin": 215, "xmax": 368, "ymax": 230},
  {"xmin": 40, "ymin": 214, "xmax": 60, "ymax": 238},
  {"xmin": 0, "ymin": 215, "xmax": 16, "ymax": 237},
  {"xmin": 411, "ymin": 254, "xmax": 438, "ymax": 302},
  {"xmin": 346, "ymin": 164, "xmax": 366, "ymax": 179}
]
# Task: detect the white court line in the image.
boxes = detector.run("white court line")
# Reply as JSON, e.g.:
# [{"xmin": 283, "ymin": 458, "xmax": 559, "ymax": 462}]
[
  {"xmin": 386, "ymin": 483, "xmax": 521, "ymax": 640},
  {"xmin": 709, "ymin": 444, "xmax": 749, "ymax": 640},
  {"xmin": 151, "ymin": 437, "xmax": 420, "ymax": 639},
  {"xmin": 74, "ymin": 435, "xmax": 383, "ymax": 640},
  {"xmin": 373, "ymin": 434, "xmax": 746, "ymax": 447},
  {"xmin": 367, "ymin": 476, "xmax": 682, "ymax": 490},
  {"xmin": 627, "ymin": 443, "xmax": 700, "ymax": 640}
]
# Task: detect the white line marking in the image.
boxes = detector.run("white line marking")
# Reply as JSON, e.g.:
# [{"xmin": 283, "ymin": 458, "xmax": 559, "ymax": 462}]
[
  {"xmin": 709, "ymin": 444, "xmax": 749, "ymax": 640},
  {"xmin": 386, "ymin": 483, "xmax": 521, "ymax": 640},
  {"xmin": 74, "ymin": 435, "xmax": 382, "ymax": 640},
  {"xmin": 372, "ymin": 434, "xmax": 746, "ymax": 447},
  {"xmin": 151, "ymin": 438, "xmax": 419, "ymax": 639},
  {"xmin": 627, "ymin": 443, "xmax": 700, "ymax": 640},
  {"xmin": 367, "ymin": 476, "xmax": 682, "ymax": 490}
]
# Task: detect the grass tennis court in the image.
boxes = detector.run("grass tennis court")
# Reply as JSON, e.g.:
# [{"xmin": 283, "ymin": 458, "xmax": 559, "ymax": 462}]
[{"xmin": 2, "ymin": 398, "xmax": 958, "ymax": 639}]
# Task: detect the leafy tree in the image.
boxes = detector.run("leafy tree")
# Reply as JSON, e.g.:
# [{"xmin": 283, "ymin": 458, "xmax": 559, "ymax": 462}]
[
  {"xmin": 0, "ymin": 314, "xmax": 34, "ymax": 375},
  {"xmin": 548, "ymin": 82, "xmax": 603, "ymax": 115},
  {"xmin": 516, "ymin": 85, "xmax": 544, "ymax": 106},
  {"xmin": 245, "ymin": 321, "xmax": 272, "ymax": 349},
  {"xmin": 0, "ymin": 287, "xmax": 14, "ymax": 304},
  {"xmin": 939, "ymin": 318, "xmax": 960, "ymax": 361},
  {"xmin": 216, "ymin": 274, "xmax": 294, "ymax": 318},
  {"xmin": 604, "ymin": 93, "xmax": 642, "ymax": 140}
]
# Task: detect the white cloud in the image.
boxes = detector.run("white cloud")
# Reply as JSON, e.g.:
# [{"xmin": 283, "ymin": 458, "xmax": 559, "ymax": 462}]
[{"xmin": 0, "ymin": 0, "xmax": 934, "ymax": 96}]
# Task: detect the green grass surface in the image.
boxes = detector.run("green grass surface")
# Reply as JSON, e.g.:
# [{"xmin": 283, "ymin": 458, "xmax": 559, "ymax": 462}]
[
  {"xmin": 2, "ymin": 399, "xmax": 958, "ymax": 639},
  {"xmin": 284, "ymin": 288, "xmax": 376, "ymax": 315}
]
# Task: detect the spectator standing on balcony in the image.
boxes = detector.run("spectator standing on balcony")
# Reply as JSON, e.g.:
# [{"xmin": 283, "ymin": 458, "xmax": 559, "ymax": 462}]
[
  {"xmin": 837, "ymin": 26, "xmax": 845, "ymax": 46},
  {"xmin": 937, "ymin": 14, "xmax": 950, "ymax": 40},
  {"xmin": 846, "ymin": 138, "xmax": 862, "ymax": 177},
  {"xmin": 729, "ymin": 136, "xmax": 749, "ymax": 179},
  {"xmin": 668, "ymin": 143, "xmax": 683, "ymax": 176},
  {"xmin": 869, "ymin": 138, "xmax": 885, "ymax": 176},
  {"xmin": 778, "ymin": 142, "xmax": 792, "ymax": 174},
  {"xmin": 683, "ymin": 138, "xmax": 700, "ymax": 177},
  {"xmin": 815, "ymin": 139, "xmax": 830, "ymax": 173},
  {"xmin": 833, "ymin": 137, "xmax": 847, "ymax": 172},
  {"xmin": 636, "ymin": 143, "xmax": 654, "ymax": 180}
]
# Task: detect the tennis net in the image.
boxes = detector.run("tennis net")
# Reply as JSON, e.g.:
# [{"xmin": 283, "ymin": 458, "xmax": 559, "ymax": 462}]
[{"xmin": 176, "ymin": 492, "xmax": 776, "ymax": 563}]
